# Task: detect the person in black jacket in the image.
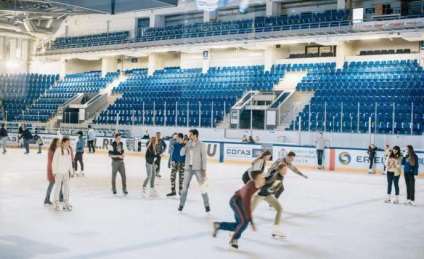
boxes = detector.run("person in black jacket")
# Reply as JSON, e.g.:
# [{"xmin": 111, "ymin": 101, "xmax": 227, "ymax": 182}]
[
  {"xmin": 22, "ymin": 124, "xmax": 33, "ymax": 154},
  {"xmin": 367, "ymin": 144, "xmax": 378, "ymax": 174},
  {"xmin": 154, "ymin": 132, "xmax": 167, "ymax": 178},
  {"xmin": 143, "ymin": 136, "xmax": 158, "ymax": 197},
  {"xmin": 108, "ymin": 133, "xmax": 127, "ymax": 195},
  {"xmin": 0, "ymin": 124, "xmax": 8, "ymax": 154}
]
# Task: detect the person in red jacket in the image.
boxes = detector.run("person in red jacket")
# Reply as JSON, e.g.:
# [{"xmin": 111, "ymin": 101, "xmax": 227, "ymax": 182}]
[
  {"xmin": 212, "ymin": 171, "xmax": 266, "ymax": 249},
  {"xmin": 44, "ymin": 138, "xmax": 61, "ymax": 205}
]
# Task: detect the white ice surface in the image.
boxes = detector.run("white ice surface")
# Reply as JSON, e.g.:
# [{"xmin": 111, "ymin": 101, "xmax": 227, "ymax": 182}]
[{"xmin": 0, "ymin": 149, "xmax": 423, "ymax": 259}]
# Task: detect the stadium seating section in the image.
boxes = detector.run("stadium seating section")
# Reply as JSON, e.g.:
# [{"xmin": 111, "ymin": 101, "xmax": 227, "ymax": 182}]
[
  {"xmin": 359, "ymin": 49, "xmax": 411, "ymax": 55},
  {"xmin": 292, "ymin": 59, "xmax": 424, "ymax": 135},
  {"xmin": 0, "ymin": 74, "xmax": 58, "ymax": 121},
  {"xmin": 92, "ymin": 65, "xmax": 286, "ymax": 127},
  {"xmin": 17, "ymin": 71, "xmax": 119, "ymax": 122},
  {"xmin": 51, "ymin": 31, "xmax": 130, "ymax": 50},
  {"xmin": 50, "ymin": 10, "xmax": 349, "ymax": 50}
]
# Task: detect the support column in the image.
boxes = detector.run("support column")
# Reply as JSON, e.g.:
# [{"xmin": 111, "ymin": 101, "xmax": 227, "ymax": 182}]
[
  {"xmin": 337, "ymin": 0, "xmax": 346, "ymax": 10},
  {"xmin": 335, "ymin": 42, "xmax": 352, "ymax": 69},
  {"xmin": 204, "ymin": 10, "xmax": 217, "ymax": 22},
  {"xmin": 102, "ymin": 57, "xmax": 116, "ymax": 77},
  {"xmin": 148, "ymin": 53, "xmax": 164, "ymax": 76},
  {"xmin": 264, "ymin": 45, "xmax": 287, "ymax": 71},
  {"xmin": 150, "ymin": 14, "xmax": 165, "ymax": 28},
  {"xmin": 266, "ymin": 0, "xmax": 281, "ymax": 17},
  {"xmin": 202, "ymin": 50, "xmax": 210, "ymax": 73}
]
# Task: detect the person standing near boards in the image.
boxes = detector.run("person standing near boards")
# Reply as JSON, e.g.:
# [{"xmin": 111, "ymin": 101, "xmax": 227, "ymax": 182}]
[
  {"xmin": 167, "ymin": 133, "xmax": 185, "ymax": 196},
  {"xmin": 108, "ymin": 133, "xmax": 127, "ymax": 195},
  {"xmin": 402, "ymin": 145, "xmax": 419, "ymax": 206},
  {"xmin": 22, "ymin": 124, "xmax": 33, "ymax": 154},
  {"xmin": 87, "ymin": 125, "xmax": 96, "ymax": 153},
  {"xmin": 0, "ymin": 124, "xmax": 8, "ymax": 154},
  {"xmin": 143, "ymin": 136, "xmax": 158, "ymax": 197},
  {"xmin": 367, "ymin": 144, "xmax": 378, "ymax": 174},
  {"xmin": 74, "ymin": 131, "xmax": 85, "ymax": 176},
  {"xmin": 315, "ymin": 132, "xmax": 330, "ymax": 170}
]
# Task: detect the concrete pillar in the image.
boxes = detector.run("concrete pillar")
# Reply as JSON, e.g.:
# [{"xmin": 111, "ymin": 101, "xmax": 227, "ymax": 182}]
[
  {"xmin": 335, "ymin": 42, "xmax": 352, "ymax": 69},
  {"xmin": 148, "ymin": 53, "xmax": 164, "ymax": 76},
  {"xmin": 150, "ymin": 14, "xmax": 165, "ymax": 28},
  {"xmin": 102, "ymin": 57, "xmax": 116, "ymax": 77},
  {"xmin": 266, "ymin": 0, "xmax": 281, "ymax": 17},
  {"xmin": 337, "ymin": 0, "xmax": 346, "ymax": 10},
  {"xmin": 202, "ymin": 50, "xmax": 210, "ymax": 73},
  {"xmin": 264, "ymin": 45, "xmax": 288, "ymax": 71},
  {"xmin": 204, "ymin": 11, "xmax": 217, "ymax": 22}
]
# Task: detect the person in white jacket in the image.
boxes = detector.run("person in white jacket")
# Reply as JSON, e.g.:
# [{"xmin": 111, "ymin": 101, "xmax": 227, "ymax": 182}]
[{"xmin": 52, "ymin": 136, "xmax": 75, "ymax": 211}]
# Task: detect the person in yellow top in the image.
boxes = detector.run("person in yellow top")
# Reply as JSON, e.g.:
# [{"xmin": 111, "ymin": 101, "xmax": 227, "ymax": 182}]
[{"xmin": 384, "ymin": 146, "xmax": 402, "ymax": 204}]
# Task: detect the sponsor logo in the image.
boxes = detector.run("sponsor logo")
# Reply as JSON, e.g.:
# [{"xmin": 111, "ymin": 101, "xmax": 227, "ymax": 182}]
[
  {"xmin": 226, "ymin": 148, "xmax": 251, "ymax": 157},
  {"xmin": 339, "ymin": 152, "xmax": 351, "ymax": 165}
]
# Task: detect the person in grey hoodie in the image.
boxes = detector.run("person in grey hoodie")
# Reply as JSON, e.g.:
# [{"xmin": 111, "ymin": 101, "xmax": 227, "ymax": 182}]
[
  {"xmin": 315, "ymin": 132, "xmax": 330, "ymax": 169},
  {"xmin": 178, "ymin": 129, "xmax": 210, "ymax": 213},
  {"xmin": 74, "ymin": 131, "xmax": 85, "ymax": 176},
  {"xmin": 0, "ymin": 124, "xmax": 8, "ymax": 154}
]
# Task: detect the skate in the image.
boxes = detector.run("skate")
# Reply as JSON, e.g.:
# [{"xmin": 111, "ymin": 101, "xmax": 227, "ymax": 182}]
[
  {"xmin": 44, "ymin": 200, "xmax": 53, "ymax": 206},
  {"xmin": 409, "ymin": 201, "xmax": 416, "ymax": 206},
  {"xmin": 212, "ymin": 222, "xmax": 220, "ymax": 237},
  {"xmin": 229, "ymin": 239, "xmax": 238, "ymax": 250},
  {"xmin": 149, "ymin": 189, "xmax": 159, "ymax": 197},
  {"xmin": 53, "ymin": 201, "xmax": 60, "ymax": 211},
  {"xmin": 166, "ymin": 191, "xmax": 176, "ymax": 197},
  {"xmin": 123, "ymin": 189, "xmax": 128, "ymax": 196},
  {"xmin": 393, "ymin": 196, "xmax": 399, "ymax": 204},
  {"xmin": 81, "ymin": 171, "xmax": 85, "ymax": 176},
  {"xmin": 404, "ymin": 199, "xmax": 411, "ymax": 205},
  {"xmin": 272, "ymin": 225, "xmax": 287, "ymax": 239},
  {"xmin": 63, "ymin": 202, "xmax": 73, "ymax": 211},
  {"xmin": 112, "ymin": 188, "xmax": 117, "ymax": 195},
  {"xmin": 141, "ymin": 187, "xmax": 147, "ymax": 197},
  {"xmin": 384, "ymin": 195, "xmax": 391, "ymax": 203},
  {"xmin": 205, "ymin": 206, "xmax": 210, "ymax": 213},
  {"xmin": 178, "ymin": 205, "xmax": 183, "ymax": 212},
  {"xmin": 155, "ymin": 173, "xmax": 162, "ymax": 178}
]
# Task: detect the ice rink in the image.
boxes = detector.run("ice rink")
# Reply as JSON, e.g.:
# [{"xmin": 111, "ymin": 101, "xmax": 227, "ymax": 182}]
[{"xmin": 0, "ymin": 149, "xmax": 423, "ymax": 259}]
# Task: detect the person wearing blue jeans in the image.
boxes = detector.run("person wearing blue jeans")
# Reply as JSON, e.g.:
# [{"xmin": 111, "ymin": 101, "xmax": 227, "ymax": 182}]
[
  {"xmin": 178, "ymin": 129, "xmax": 210, "ymax": 212},
  {"xmin": 143, "ymin": 136, "xmax": 158, "ymax": 197},
  {"xmin": 212, "ymin": 171, "xmax": 265, "ymax": 249}
]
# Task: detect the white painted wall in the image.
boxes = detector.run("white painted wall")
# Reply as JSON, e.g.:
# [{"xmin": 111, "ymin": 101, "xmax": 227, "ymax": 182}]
[
  {"xmin": 0, "ymin": 36, "xmax": 31, "ymax": 74},
  {"xmin": 64, "ymin": 59, "xmax": 102, "ymax": 75},
  {"xmin": 30, "ymin": 60, "xmax": 65, "ymax": 76}
]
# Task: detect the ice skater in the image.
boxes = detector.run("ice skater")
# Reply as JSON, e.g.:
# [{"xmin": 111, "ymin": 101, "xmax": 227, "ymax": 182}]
[
  {"xmin": 0, "ymin": 124, "xmax": 7, "ymax": 154},
  {"xmin": 143, "ymin": 136, "xmax": 158, "ymax": 197},
  {"xmin": 36, "ymin": 135, "xmax": 43, "ymax": 154},
  {"xmin": 402, "ymin": 145, "xmax": 419, "ymax": 206},
  {"xmin": 108, "ymin": 133, "xmax": 127, "ymax": 195},
  {"xmin": 242, "ymin": 150, "xmax": 271, "ymax": 184},
  {"xmin": 74, "ymin": 131, "xmax": 85, "ymax": 176},
  {"xmin": 154, "ymin": 132, "xmax": 167, "ymax": 178},
  {"xmin": 268, "ymin": 151, "xmax": 308, "ymax": 200},
  {"xmin": 251, "ymin": 163, "xmax": 287, "ymax": 239},
  {"xmin": 212, "ymin": 171, "xmax": 265, "ymax": 249},
  {"xmin": 178, "ymin": 129, "xmax": 210, "ymax": 213},
  {"xmin": 384, "ymin": 146, "xmax": 402, "ymax": 204},
  {"xmin": 367, "ymin": 144, "xmax": 378, "ymax": 174},
  {"xmin": 167, "ymin": 133, "xmax": 185, "ymax": 196},
  {"xmin": 44, "ymin": 138, "xmax": 63, "ymax": 205},
  {"xmin": 52, "ymin": 136, "xmax": 75, "ymax": 211}
]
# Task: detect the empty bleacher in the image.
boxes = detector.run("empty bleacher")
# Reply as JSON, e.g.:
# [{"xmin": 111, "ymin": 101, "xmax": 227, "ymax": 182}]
[
  {"xmin": 93, "ymin": 65, "xmax": 286, "ymax": 127},
  {"xmin": 49, "ymin": 9, "xmax": 349, "ymax": 50},
  {"xmin": 0, "ymin": 74, "xmax": 58, "ymax": 121},
  {"xmin": 292, "ymin": 59, "xmax": 424, "ymax": 135},
  {"xmin": 18, "ymin": 71, "xmax": 119, "ymax": 122}
]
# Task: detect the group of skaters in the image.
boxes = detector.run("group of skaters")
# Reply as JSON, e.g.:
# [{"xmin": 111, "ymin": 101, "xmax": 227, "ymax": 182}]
[{"xmin": 39, "ymin": 127, "xmax": 420, "ymax": 250}]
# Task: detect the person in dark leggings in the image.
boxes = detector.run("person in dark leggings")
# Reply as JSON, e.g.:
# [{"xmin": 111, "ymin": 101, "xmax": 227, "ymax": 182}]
[
  {"xmin": 384, "ymin": 146, "xmax": 402, "ymax": 204},
  {"xmin": 241, "ymin": 150, "xmax": 271, "ymax": 184},
  {"xmin": 402, "ymin": 145, "xmax": 419, "ymax": 206},
  {"xmin": 367, "ymin": 144, "xmax": 378, "ymax": 174},
  {"xmin": 212, "ymin": 171, "xmax": 265, "ymax": 250},
  {"xmin": 74, "ymin": 131, "xmax": 85, "ymax": 176}
]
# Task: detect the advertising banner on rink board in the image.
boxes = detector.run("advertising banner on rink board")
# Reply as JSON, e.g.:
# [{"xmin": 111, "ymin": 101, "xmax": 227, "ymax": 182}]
[
  {"xmin": 223, "ymin": 143, "xmax": 263, "ymax": 161},
  {"xmin": 272, "ymin": 145, "xmax": 330, "ymax": 168},
  {"xmin": 335, "ymin": 149, "xmax": 424, "ymax": 173}
]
